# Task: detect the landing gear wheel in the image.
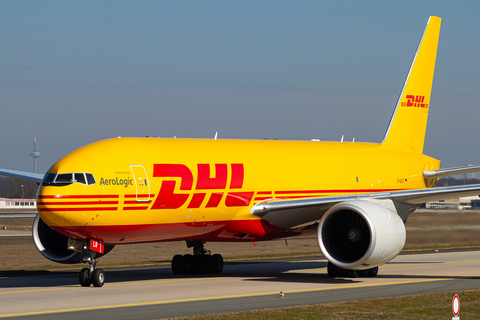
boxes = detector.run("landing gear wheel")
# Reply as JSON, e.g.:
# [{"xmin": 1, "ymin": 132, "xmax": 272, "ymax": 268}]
[
  {"xmin": 347, "ymin": 270, "xmax": 359, "ymax": 278},
  {"xmin": 193, "ymin": 255, "xmax": 205, "ymax": 274},
  {"xmin": 183, "ymin": 254, "xmax": 193, "ymax": 273},
  {"xmin": 204, "ymin": 255, "xmax": 214, "ymax": 274},
  {"xmin": 91, "ymin": 268, "xmax": 105, "ymax": 287},
  {"xmin": 327, "ymin": 261, "xmax": 341, "ymax": 277},
  {"xmin": 172, "ymin": 255, "xmax": 184, "ymax": 274},
  {"xmin": 367, "ymin": 266, "xmax": 378, "ymax": 277},
  {"xmin": 356, "ymin": 270, "xmax": 370, "ymax": 278},
  {"xmin": 79, "ymin": 268, "xmax": 91, "ymax": 287},
  {"xmin": 212, "ymin": 254, "xmax": 224, "ymax": 273},
  {"xmin": 170, "ymin": 242, "xmax": 224, "ymax": 275}
]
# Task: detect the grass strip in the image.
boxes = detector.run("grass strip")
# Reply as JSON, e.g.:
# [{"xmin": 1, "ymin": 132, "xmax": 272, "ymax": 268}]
[{"xmin": 165, "ymin": 289, "xmax": 480, "ymax": 319}]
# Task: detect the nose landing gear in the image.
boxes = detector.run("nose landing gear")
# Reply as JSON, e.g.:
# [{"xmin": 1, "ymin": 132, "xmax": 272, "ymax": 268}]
[
  {"xmin": 79, "ymin": 251, "xmax": 105, "ymax": 287},
  {"xmin": 171, "ymin": 241, "xmax": 224, "ymax": 275}
]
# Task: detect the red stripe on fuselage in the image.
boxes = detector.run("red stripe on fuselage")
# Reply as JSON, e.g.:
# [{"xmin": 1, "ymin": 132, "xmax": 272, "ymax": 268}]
[
  {"xmin": 38, "ymin": 207, "xmax": 118, "ymax": 212},
  {"xmin": 38, "ymin": 201, "xmax": 119, "ymax": 205},
  {"xmin": 38, "ymin": 195, "xmax": 119, "ymax": 199},
  {"xmin": 253, "ymin": 197, "xmax": 274, "ymax": 201},
  {"xmin": 256, "ymin": 191, "xmax": 272, "ymax": 195},
  {"xmin": 277, "ymin": 195, "xmax": 318, "ymax": 199},
  {"xmin": 275, "ymin": 189, "xmax": 402, "ymax": 195}
]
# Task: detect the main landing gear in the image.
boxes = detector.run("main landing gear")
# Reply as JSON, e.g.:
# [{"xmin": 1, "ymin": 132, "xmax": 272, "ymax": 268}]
[
  {"xmin": 327, "ymin": 261, "xmax": 378, "ymax": 278},
  {"xmin": 171, "ymin": 241, "xmax": 224, "ymax": 275},
  {"xmin": 79, "ymin": 251, "xmax": 105, "ymax": 287}
]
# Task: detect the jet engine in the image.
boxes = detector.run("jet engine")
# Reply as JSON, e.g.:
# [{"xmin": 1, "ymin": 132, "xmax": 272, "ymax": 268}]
[
  {"xmin": 317, "ymin": 199, "xmax": 405, "ymax": 270},
  {"xmin": 32, "ymin": 214, "xmax": 114, "ymax": 264}
]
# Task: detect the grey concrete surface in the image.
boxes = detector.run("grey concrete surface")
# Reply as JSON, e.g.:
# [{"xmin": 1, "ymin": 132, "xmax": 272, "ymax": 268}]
[
  {"xmin": 0, "ymin": 212, "xmax": 37, "ymax": 218},
  {"xmin": 0, "ymin": 250, "xmax": 479, "ymax": 319},
  {"xmin": 0, "ymin": 230, "xmax": 31, "ymax": 237}
]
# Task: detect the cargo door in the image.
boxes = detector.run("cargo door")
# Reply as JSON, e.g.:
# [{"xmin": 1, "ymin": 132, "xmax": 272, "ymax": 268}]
[{"xmin": 130, "ymin": 165, "xmax": 150, "ymax": 202}]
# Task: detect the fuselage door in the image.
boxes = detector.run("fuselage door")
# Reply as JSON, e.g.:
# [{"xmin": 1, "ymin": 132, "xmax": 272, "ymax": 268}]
[{"xmin": 129, "ymin": 165, "xmax": 150, "ymax": 202}]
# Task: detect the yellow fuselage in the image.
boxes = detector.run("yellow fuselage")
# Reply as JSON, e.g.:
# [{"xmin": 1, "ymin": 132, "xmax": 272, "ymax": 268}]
[{"xmin": 37, "ymin": 137, "xmax": 439, "ymax": 244}]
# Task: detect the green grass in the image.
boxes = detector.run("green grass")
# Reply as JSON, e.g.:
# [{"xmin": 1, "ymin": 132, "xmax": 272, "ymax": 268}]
[{"xmin": 166, "ymin": 289, "xmax": 480, "ymax": 319}]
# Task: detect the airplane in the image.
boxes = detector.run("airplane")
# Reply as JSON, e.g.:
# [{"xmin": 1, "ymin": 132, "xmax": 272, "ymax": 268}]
[{"xmin": 2, "ymin": 16, "xmax": 480, "ymax": 287}]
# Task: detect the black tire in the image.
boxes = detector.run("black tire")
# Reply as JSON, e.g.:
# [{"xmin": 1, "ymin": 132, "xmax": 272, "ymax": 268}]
[
  {"xmin": 356, "ymin": 269, "xmax": 370, "ymax": 278},
  {"xmin": 368, "ymin": 266, "xmax": 378, "ymax": 277},
  {"xmin": 204, "ymin": 255, "xmax": 214, "ymax": 274},
  {"xmin": 347, "ymin": 270, "xmax": 359, "ymax": 278},
  {"xmin": 79, "ymin": 268, "xmax": 91, "ymax": 287},
  {"xmin": 172, "ymin": 255, "xmax": 184, "ymax": 274},
  {"xmin": 91, "ymin": 268, "xmax": 105, "ymax": 287},
  {"xmin": 192, "ymin": 255, "xmax": 205, "ymax": 274},
  {"xmin": 327, "ymin": 262, "xmax": 341, "ymax": 277},
  {"xmin": 212, "ymin": 254, "xmax": 223, "ymax": 274},
  {"xmin": 183, "ymin": 254, "xmax": 193, "ymax": 274}
]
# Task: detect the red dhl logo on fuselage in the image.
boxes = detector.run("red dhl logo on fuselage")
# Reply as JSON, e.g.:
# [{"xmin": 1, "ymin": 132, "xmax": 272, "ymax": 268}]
[
  {"xmin": 151, "ymin": 163, "xmax": 253, "ymax": 209},
  {"xmin": 401, "ymin": 95, "xmax": 428, "ymax": 108}
]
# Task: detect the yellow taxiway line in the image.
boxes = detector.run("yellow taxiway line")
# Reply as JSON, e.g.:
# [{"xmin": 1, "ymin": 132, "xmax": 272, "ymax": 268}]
[{"xmin": 0, "ymin": 277, "xmax": 225, "ymax": 295}]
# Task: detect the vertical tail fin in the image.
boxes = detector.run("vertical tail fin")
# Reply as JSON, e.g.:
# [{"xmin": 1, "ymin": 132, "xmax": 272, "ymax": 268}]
[{"xmin": 381, "ymin": 16, "xmax": 441, "ymax": 153}]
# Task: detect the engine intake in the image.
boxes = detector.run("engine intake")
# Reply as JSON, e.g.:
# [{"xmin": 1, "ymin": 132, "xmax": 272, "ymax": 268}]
[
  {"xmin": 317, "ymin": 199, "xmax": 405, "ymax": 270},
  {"xmin": 32, "ymin": 214, "xmax": 113, "ymax": 264}
]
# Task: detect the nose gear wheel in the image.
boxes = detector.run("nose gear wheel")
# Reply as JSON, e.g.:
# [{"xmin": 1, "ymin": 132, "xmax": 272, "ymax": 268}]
[{"xmin": 78, "ymin": 246, "xmax": 105, "ymax": 287}]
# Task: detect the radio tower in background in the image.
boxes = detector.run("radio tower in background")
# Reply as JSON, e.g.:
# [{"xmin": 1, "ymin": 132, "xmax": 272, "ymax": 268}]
[{"xmin": 30, "ymin": 135, "xmax": 40, "ymax": 173}]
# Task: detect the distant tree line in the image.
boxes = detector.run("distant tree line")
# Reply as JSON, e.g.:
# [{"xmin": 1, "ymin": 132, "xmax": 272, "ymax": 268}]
[{"xmin": 0, "ymin": 176, "xmax": 38, "ymax": 198}]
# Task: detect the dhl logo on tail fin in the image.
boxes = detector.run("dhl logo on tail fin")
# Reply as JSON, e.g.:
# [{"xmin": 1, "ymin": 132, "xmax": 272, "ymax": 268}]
[
  {"xmin": 382, "ymin": 16, "xmax": 441, "ymax": 153},
  {"xmin": 402, "ymin": 95, "xmax": 428, "ymax": 108}
]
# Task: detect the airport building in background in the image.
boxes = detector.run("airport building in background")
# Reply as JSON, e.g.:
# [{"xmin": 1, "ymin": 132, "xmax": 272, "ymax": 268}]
[{"xmin": 0, "ymin": 198, "xmax": 37, "ymax": 209}]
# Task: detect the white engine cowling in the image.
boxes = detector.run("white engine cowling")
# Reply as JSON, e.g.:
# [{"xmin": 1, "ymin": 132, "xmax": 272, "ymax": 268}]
[
  {"xmin": 317, "ymin": 199, "xmax": 406, "ymax": 270},
  {"xmin": 32, "ymin": 214, "xmax": 114, "ymax": 264}
]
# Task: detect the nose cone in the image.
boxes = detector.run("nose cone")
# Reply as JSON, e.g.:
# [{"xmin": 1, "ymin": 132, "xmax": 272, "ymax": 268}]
[{"xmin": 37, "ymin": 185, "xmax": 69, "ymax": 228}]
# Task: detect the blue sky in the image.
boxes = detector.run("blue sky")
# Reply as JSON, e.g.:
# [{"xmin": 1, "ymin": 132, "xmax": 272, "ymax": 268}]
[{"xmin": 1, "ymin": 1, "xmax": 480, "ymax": 173}]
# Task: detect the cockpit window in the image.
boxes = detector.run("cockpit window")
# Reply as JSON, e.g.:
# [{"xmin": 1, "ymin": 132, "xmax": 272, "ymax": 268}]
[
  {"xmin": 42, "ymin": 172, "xmax": 96, "ymax": 187},
  {"xmin": 86, "ymin": 173, "xmax": 96, "ymax": 185},
  {"xmin": 74, "ymin": 173, "xmax": 86, "ymax": 185},
  {"xmin": 56, "ymin": 173, "xmax": 73, "ymax": 183},
  {"xmin": 43, "ymin": 172, "xmax": 56, "ymax": 184}
]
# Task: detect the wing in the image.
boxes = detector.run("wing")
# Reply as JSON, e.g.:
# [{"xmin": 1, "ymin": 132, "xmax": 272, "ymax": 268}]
[
  {"xmin": 252, "ymin": 166, "xmax": 480, "ymax": 230},
  {"xmin": 423, "ymin": 164, "xmax": 480, "ymax": 178},
  {"xmin": 0, "ymin": 168, "xmax": 44, "ymax": 183}
]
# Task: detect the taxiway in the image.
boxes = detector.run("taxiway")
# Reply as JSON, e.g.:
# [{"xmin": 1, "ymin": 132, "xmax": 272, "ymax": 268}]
[{"xmin": 1, "ymin": 250, "xmax": 479, "ymax": 319}]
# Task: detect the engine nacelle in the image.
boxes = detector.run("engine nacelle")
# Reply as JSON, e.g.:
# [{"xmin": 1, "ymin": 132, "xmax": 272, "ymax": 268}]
[
  {"xmin": 317, "ymin": 199, "xmax": 405, "ymax": 270},
  {"xmin": 32, "ymin": 214, "xmax": 114, "ymax": 264}
]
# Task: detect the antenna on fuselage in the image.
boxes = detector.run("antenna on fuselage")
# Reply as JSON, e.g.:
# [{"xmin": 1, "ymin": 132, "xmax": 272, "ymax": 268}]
[{"xmin": 214, "ymin": 132, "xmax": 218, "ymax": 140}]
